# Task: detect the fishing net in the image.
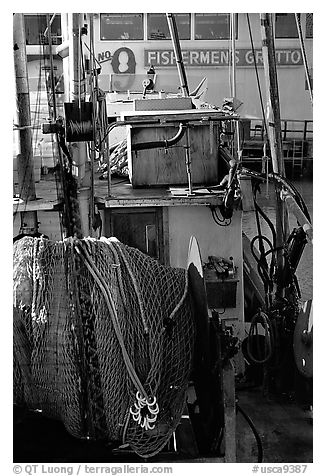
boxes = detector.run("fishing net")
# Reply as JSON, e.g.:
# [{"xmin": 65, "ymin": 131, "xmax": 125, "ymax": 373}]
[{"xmin": 13, "ymin": 236, "xmax": 195, "ymax": 458}]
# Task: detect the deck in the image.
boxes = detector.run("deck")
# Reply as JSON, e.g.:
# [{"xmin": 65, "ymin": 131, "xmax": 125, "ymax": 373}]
[{"xmin": 13, "ymin": 172, "xmax": 225, "ymax": 213}]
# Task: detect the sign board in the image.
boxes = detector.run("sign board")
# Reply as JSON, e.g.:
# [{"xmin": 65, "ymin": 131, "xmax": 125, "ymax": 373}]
[{"xmin": 144, "ymin": 48, "xmax": 303, "ymax": 67}]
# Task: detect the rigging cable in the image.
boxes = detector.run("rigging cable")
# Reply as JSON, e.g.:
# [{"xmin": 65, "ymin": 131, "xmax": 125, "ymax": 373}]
[
  {"xmin": 295, "ymin": 14, "xmax": 313, "ymax": 106},
  {"xmin": 45, "ymin": 15, "xmax": 64, "ymax": 239},
  {"xmin": 44, "ymin": 14, "xmax": 70, "ymax": 238},
  {"xmin": 246, "ymin": 14, "xmax": 269, "ymax": 142}
]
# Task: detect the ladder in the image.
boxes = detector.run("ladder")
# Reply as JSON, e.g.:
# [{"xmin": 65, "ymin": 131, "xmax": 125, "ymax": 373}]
[{"xmin": 291, "ymin": 139, "xmax": 305, "ymax": 177}]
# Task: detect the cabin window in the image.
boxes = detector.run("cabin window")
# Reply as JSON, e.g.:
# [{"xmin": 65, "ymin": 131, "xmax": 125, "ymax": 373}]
[
  {"xmin": 147, "ymin": 13, "xmax": 191, "ymax": 40},
  {"xmin": 24, "ymin": 14, "xmax": 62, "ymax": 45},
  {"xmin": 194, "ymin": 13, "xmax": 237, "ymax": 40},
  {"xmin": 306, "ymin": 13, "xmax": 313, "ymax": 38},
  {"xmin": 105, "ymin": 208, "xmax": 167, "ymax": 264},
  {"xmin": 275, "ymin": 13, "xmax": 298, "ymax": 38},
  {"xmin": 100, "ymin": 13, "xmax": 144, "ymax": 40}
]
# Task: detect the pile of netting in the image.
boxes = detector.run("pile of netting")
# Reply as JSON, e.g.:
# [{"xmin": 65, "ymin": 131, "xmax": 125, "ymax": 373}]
[{"xmin": 13, "ymin": 236, "xmax": 195, "ymax": 458}]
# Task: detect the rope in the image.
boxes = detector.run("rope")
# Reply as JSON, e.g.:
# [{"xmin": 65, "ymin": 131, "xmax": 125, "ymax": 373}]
[
  {"xmin": 105, "ymin": 239, "xmax": 149, "ymax": 334},
  {"xmin": 74, "ymin": 241, "xmax": 150, "ymax": 401}
]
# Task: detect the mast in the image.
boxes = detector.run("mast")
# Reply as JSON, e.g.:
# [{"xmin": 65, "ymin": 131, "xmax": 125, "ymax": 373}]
[
  {"xmin": 260, "ymin": 13, "xmax": 288, "ymax": 295},
  {"xmin": 13, "ymin": 13, "xmax": 38, "ymax": 235},
  {"xmin": 59, "ymin": 13, "xmax": 91, "ymax": 238}
]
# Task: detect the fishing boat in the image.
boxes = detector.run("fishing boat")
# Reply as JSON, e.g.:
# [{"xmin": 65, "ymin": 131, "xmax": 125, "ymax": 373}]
[{"xmin": 13, "ymin": 13, "xmax": 313, "ymax": 463}]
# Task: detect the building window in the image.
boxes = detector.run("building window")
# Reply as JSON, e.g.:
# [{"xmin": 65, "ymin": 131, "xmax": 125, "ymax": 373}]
[
  {"xmin": 100, "ymin": 13, "xmax": 143, "ymax": 40},
  {"xmin": 147, "ymin": 13, "xmax": 191, "ymax": 40},
  {"xmin": 306, "ymin": 13, "xmax": 313, "ymax": 38},
  {"xmin": 24, "ymin": 14, "xmax": 62, "ymax": 45},
  {"xmin": 275, "ymin": 13, "xmax": 298, "ymax": 39},
  {"xmin": 194, "ymin": 13, "xmax": 237, "ymax": 40}
]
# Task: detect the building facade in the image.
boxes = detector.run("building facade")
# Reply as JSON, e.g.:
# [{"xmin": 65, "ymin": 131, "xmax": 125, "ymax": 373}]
[{"xmin": 24, "ymin": 13, "xmax": 313, "ymax": 121}]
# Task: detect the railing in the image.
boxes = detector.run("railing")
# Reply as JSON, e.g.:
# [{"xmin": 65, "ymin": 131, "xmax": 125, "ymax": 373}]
[
  {"xmin": 241, "ymin": 119, "xmax": 313, "ymax": 175},
  {"xmin": 245, "ymin": 118, "xmax": 313, "ymax": 141}
]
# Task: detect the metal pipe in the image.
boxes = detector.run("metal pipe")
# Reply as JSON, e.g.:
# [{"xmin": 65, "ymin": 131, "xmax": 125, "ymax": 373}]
[
  {"xmin": 166, "ymin": 13, "xmax": 189, "ymax": 97},
  {"xmin": 230, "ymin": 13, "xmax": 241, "ymax": 162},
  {"xmin": 231, "ymin": 13, "xmax": 236, "ymax": 99},
  {"xmin": 260, "ymin": 13, "xmax": 290, "ymax": 295},
  {"xmin": 184, "ymin": 127, "xmax": 194, "ymax": 195},
  {"xmin": 260, "ymin": 13, "xmax": 284, "ymax": 176},
  {"xmin": 131, "ymin": 123, "xmax": 187, "ymax": 151}
]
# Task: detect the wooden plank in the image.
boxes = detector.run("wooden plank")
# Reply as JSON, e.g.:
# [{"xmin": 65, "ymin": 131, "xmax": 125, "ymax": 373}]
[
  {"xmin": 13, "ymin": 174, "xmax": 222, "ymax": 211},
  {"xmin": 239, "ymin": 176, "xmax": 255, "ymax": 211},
  {"xmin": 13, "ymin": 198, "xmax": 62, "ymax": 212},
  {"xmin": 128, "ymin": 123, "xmax": 219, "ymax": 187},
  {"xmin": 102, "ymin": 196, "xmax": 222, "ymax": 208},
  {"xmin": 121, "ymin": 108, "xmax": 236, "ymax": 122}
]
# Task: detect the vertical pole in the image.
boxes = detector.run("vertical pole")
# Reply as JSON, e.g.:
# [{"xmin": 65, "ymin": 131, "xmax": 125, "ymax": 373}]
[
  {"xmin": 166, "ymin": 13, "xmax": 189, "ymax": 97},
  {"xmin": 231, "ymin": 14, "xmax": 236, "ymax": 99},
  {"xmin": 260, "ymin": 13, "xmax": 284, "ymax": 176},
  {"xmin": 13, "ymin": 13, "xmax": 38, "ymax": 234},
  {"xmin": 104, "ymin": 103, "xmax": 111, "ymax": 198},
  {"xmin": 260, "ymin": 13, "xmax": 288, "ymax": 294},
  {"xmin": 185, "ymin": 127, "xmax": 194, "ymax": 196},
  {"xmin": 70, "ymin": 13, "xmax": 90, "ymax": 237},
  {"xmin": 230, "ymin": 13, "xmax": 241, "ymax": 162},
  {"xmin": 46, "ymin": 14, "xmax": 57, "ymax": 120},
  {"xmin": 89, "ymin": 13, "xmax": 96, "ymax": 236}
]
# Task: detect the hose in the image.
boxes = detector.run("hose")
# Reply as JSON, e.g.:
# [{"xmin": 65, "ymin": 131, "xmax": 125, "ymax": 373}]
[
  {"xmin": 236, "ymin": 402, "xmax": 264, "ymax": 463},
  {"xmin": 241, "ymin": 168, "xmax": 311, "ymax": 224},
  {"xmin": 247, "ymin": 309, "xmax": 274, "ymax": 365}
]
